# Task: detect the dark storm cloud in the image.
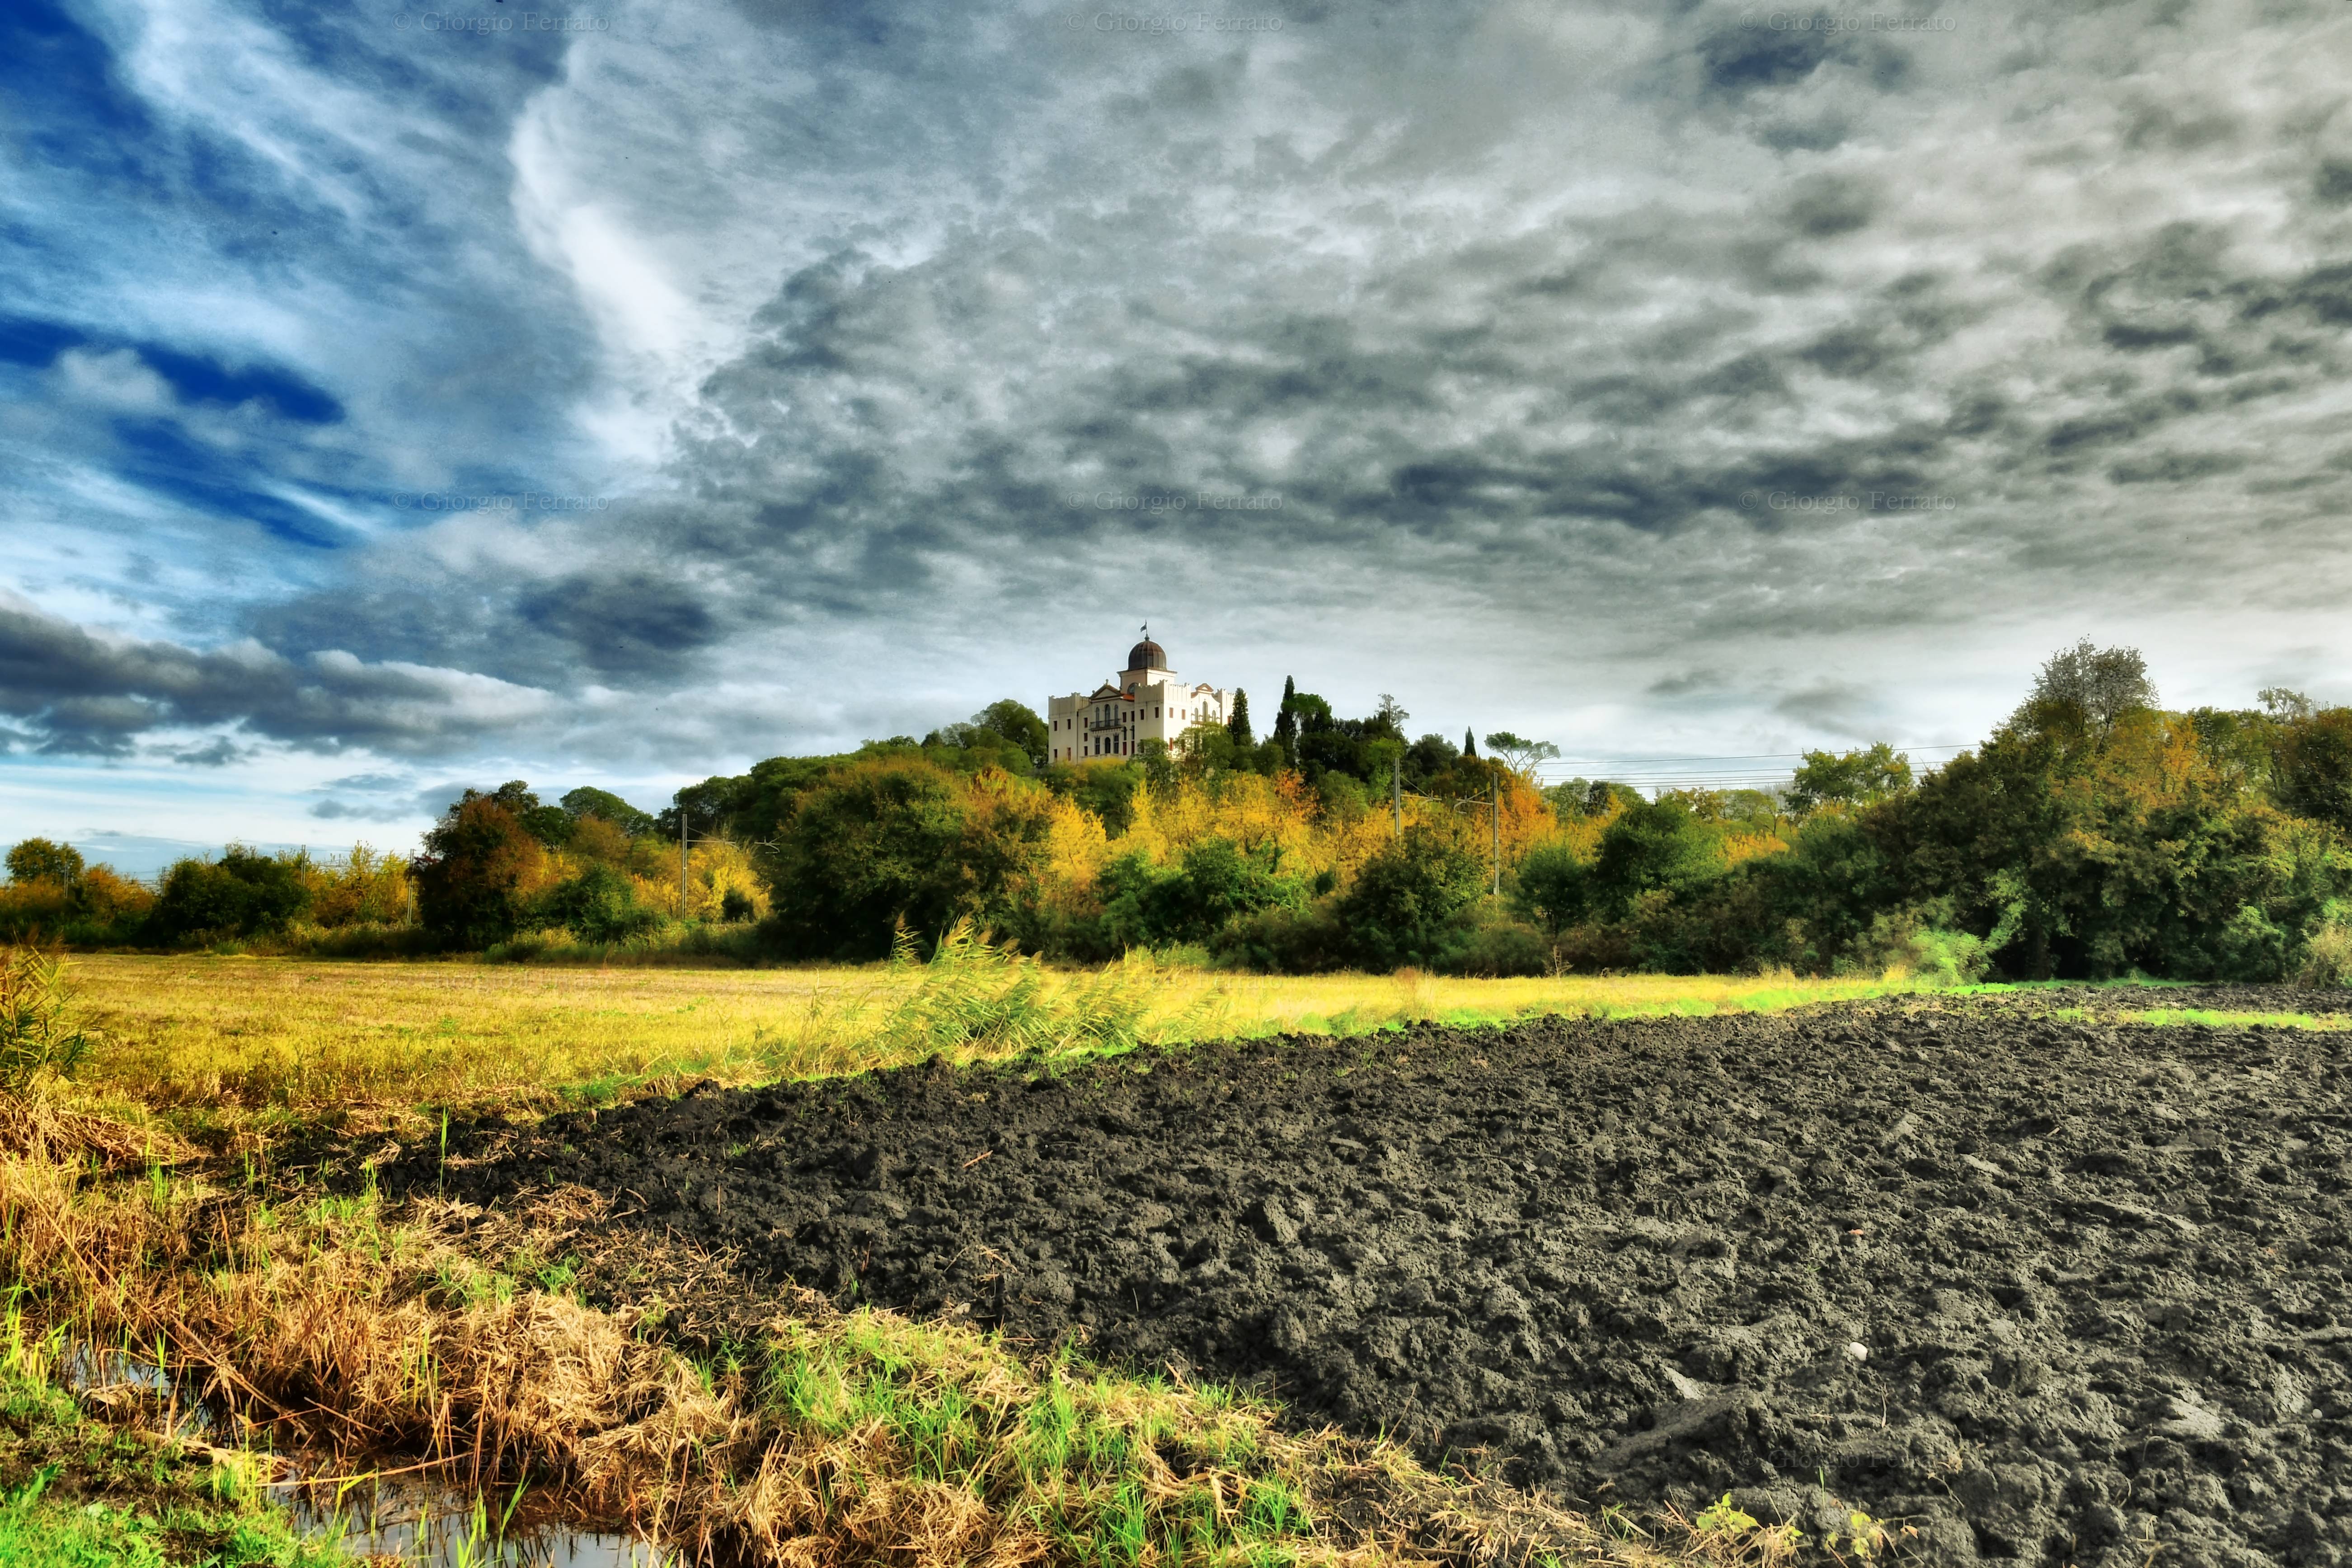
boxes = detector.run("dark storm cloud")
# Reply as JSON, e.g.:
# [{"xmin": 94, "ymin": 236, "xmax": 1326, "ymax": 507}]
[
  {"xmin": 516, "ymin": 571, "xmax": 723, "ymax": 679},
  {"xmin": 0, "ymin": 598, "xmax": 551, "ymax": 755}
]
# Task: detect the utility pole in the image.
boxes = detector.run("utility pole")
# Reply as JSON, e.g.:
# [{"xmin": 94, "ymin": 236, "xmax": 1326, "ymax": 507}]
[
  {"xmin": 678, "ymin": 811, "xmax": 690, "ymax": 920},
  {"xmin": 1490, "ymin": 761, "xmax": 1501, "ymax": 896}
]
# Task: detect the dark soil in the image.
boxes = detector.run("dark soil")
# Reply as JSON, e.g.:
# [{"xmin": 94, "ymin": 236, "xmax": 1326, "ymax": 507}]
[{"xmin": 393, "ymin": 988, "xmax": 2352, "ymax": 1568}]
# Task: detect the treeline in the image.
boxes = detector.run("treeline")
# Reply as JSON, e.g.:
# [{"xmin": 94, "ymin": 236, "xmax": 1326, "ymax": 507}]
[
  {"xmin": 0, "ymin": 783, "xmax": 767, "ymax": 958},
  {"xmin": 6, "ymin": 644, "xmax": 2351, "ymax": 983}
]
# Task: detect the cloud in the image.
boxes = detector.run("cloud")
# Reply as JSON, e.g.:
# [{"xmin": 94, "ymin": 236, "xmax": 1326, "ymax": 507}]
[
  {"xmin": 7, "ymin": 0, "xmax": 2352, "ymax": 810},
  {"xmin": 0, "ymin": 594, "xmax": 556, "ymax": 755}
]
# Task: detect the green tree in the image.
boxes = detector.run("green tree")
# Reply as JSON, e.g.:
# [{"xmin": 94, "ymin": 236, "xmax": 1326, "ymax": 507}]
[
  {"xmin": 1097, "ymin": 838, "xmax": 1302, "ymax": 949},
  {"xmin": 1272, "ymin": 677, "xmax": 1299, "ymax": 761},
  {"xmin": 1337, "ymin": 824, "xmax": 1487, "ymax": 969},
  {"xmin": 5, "ymin": 839, "xmax": 84, "ymax": 886},
  {"xmin": 762, "ymin": 758, "xmax": 1060, "ymax": 959},
  {"xmin": 2274, "ymin": 708, "xmax": 2352, "ymax": 832},
  {"xmin": 561, "ymin": 786, "xmax": 658, "ymax": 838},
  {"xmin": 1785, "ymin": 743, "xmax": 1914, "ymax": 813},
  {"xmin": 1043, "ymin": 760, "xmax": 1143, "ymax": 835},
  {"xmin": 1590, "ymin": 797, "xmax": 1721, "ymax": 917},
  {"xmin": 1509, "ymin": 841, "xmax": 1591, "ymax": 937},
  {"xmin": 149, "ymin": 848, "xmax": 310, "ymax": 943},
  {"xmin": 1483, "ymin": 731, "xmax": 1560, "ymax": 782},
  {"xmin": 1226, "ymin": 688, "xmax": 1253, "ymax": 747},
  {"xmin": 536, "ymin": 863, "xmax": 659, "ymax": 943},
  {"xmin": 2010, "ymin": 639, "xmax": 2156, "ymax": 741},
  {"xmin": 973, "ymin": 699, "xmax": 1051, "ymax": 767}
]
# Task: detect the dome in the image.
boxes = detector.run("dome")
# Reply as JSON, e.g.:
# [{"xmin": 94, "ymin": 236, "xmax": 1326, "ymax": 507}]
[{"xmin": 1126, "ymin": 637, "xmax": 1169, "ymax": 672}]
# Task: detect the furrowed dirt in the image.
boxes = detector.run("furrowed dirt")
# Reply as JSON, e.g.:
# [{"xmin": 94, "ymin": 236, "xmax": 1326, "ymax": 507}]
[{"xmin": 393, "ymin": 991, "xmax": 2352, "ymax": 1568}]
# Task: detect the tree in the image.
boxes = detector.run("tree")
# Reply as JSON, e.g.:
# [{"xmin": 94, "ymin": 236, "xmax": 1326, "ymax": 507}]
[
  {"xmin": 2262, "ymin": 687, "xmax": 2315, "ymax": 722},
  {"xmin": 1337, "ymin": 824, "xmax": 1487, "ymax": 969},
  {"xmin": 562, "ymin": 786, "xmax": 658, "ymax": 838},
  {"xmin": 5, "ymin": 839, "xmax": 84, "ymax": 886},
  {"xmin": 149, "ymin": 848, "xmax": 310, "ymax": 942},
  {"xmin": 1590, "ymin": 798, "xmax": 1722, "ymax": 917},
  {"xmin": 1272, "ymin": 677, "xmax": 1299, "ymax": 760},
  {"xmin": 413, "ymin": 796, "xmax": 549, "ymax": 947},
  {"xmin": 536, "ymin": 863, "xmax": 659, "ymax": 943},
  {"xmin": 1227, "ymin": 689, "xmax": 1253, "ymax": 747},
  {"xmin": 2011, "ymin": 639, "xmax": 2156, "ymax": 740},
  {"xmin": 1509, "ymin": 842, "xmax": 1591, "ymax": 936},
  {"xmin": 1785, "ymin": 743, "xmax": 1914, "ymax": 813},
  {"xmin": 1483, "ymin": 731, "xmax": 1560, "ymax": 782},
  {"xmin": 2275, "ymin": 708, "xmax": 2352, "ymax": 832},
  {"xmin": 762, "ymin": 757, "xmax": 1060, "ymax": 958},
  {"xmin": 973, "ymin": 699, "xmax": 1052, "ymax": 767},
  {"xmin": 1462, "ymin": 728, "xmax": 1478, "ymax": 758}
]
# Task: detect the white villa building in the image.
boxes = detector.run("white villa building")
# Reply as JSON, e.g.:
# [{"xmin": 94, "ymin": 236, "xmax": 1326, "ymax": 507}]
[{"xmin": 1047, "ymin": 631, "xmax": 1233, "ymax": 764}]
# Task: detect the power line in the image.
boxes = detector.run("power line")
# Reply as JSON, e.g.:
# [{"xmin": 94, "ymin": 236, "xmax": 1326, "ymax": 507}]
[{"xmin": 1533, "ymin": 742, "xmax": 1972, "ymax": 769}]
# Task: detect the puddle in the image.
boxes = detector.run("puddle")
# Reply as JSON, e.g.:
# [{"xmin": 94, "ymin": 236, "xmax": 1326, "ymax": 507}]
[
  {"xmin": 280, "ymin": 1479, "xmax": 673, "ymax": 1567},
  {"xmin": 57, "ymin": 1342, "xmax": 676, "ymax": 1567}
]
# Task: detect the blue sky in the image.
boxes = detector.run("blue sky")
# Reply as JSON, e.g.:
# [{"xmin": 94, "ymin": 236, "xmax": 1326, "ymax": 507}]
[{"xmin": 7, "ymin": 0, "xmax": 2352, "ymax": 871}]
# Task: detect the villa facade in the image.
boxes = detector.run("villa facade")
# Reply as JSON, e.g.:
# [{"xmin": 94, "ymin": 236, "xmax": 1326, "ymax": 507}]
[{"xmin": 1046, "ymin": 632, "xmax": 1232, "ymax": 764}]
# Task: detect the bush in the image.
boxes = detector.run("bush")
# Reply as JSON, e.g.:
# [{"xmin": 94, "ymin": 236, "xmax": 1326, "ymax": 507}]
[
  {"xmin": 2275, "ymin": 709, "xmax": 2352, "ymax": 832},
  {"xmin": 1509, "ymin": 841, "xmax": 1591, "ymax": 936},
  {"xmin": 148, "ymin": 848, "xmax": 310, "ymax": 944},
  {"xmin": 1094, "ymin": 838, "xmax": 1304, "ymax": 951},
  {"xmin": 303, "ymin": 844, "xmax": 411, "ymax": 927},
  {"xmin": 536, "ymin": 864, "xmax": 662, "ymax": 943},
  {"xmin": 1438, "ymin": 916, "xmax": 1552, "ymax": 977},
  {"xmin": 761, "ymin": 758, "xmax": 1061, "ymax": 960},
  {"xmin": 1591, "ymin": 798, "xmax": 1723, "ymax": 917},
  {"xmin": 1211, "ymin": 902, "xmax": 1353, "ymax": 974},
  {"xmin": 2300, "ymin": 908, "xmax": 2352, "ymax": 988},
  {"xmin": 1335, "ymin": 825, "xmax": 1486, "ymax": 969}
]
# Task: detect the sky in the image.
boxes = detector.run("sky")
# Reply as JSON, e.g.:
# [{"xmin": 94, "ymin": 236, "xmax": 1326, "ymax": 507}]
[{"xmin": 6, "ymin": 0, "xmax": 2352, "ymax": 872}]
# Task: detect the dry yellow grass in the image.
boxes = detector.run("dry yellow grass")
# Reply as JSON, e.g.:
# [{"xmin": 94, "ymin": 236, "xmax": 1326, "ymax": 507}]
[{"xmin": 62, "ymin": 953, "xmax": 1914, "ymax": 1128}]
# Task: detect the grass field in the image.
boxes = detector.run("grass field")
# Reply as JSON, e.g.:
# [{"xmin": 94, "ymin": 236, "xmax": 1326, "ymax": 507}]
[{"xmin": 62, "ymin": 948, "xmax": 1932, "ymax": 1136}]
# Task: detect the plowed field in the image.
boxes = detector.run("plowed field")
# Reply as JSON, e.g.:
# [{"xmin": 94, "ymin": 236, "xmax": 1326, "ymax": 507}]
[{"xmin": 395, "ymin": 989, "xmax": 2352, "ymax": 1568}]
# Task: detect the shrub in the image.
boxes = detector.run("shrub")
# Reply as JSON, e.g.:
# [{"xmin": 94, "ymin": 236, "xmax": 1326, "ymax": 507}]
[
  {"xmin": 537, "ymin": 863, "xmax": 662, "ymax": 943},
  {"xmin": 1509, "ymin": 841, "xmax": 1591, "ymax": 936},
  {"xmin": 148, "ymin": 848, "xmax": 310, "ymax": 944},
  {"xmin": 1439, "ymin": 915, "xmax": 1552, "ymax": 977},
  {"xmin": 302, "ymin": 844, "xmax": 411, "ymax": 927},
  {"xmin": 2300, "ymin": 908, "xmax": 2352, "ymax": 988},
  {"xmin": 1211, "ymin": 902, "xmax": 1353, "ymax": 974},
  {"xmin": 1095, "ymin": 838, "xmax": 1304, "ymax": 950},
  {"xmin": 1336, "ymin": 824, "xmax": 1486, "ymax": 969},
  {"xmin": 1590, "ymin": 798, "xmax": 1723, "ymax": 917},
  {"xmin": 0, "ymin": 880, "xmax": 71, "ymax": 944},
  {"xmin": 761, "ymin": 758, "xmax": 1061, "ymax": 960},
  {"xmin": 2275, "ymin": 708, "xmax": 2352, "ymax": 832}
]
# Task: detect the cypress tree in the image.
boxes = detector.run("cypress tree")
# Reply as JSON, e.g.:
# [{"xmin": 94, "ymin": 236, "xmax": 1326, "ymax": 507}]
[
  {"xmin": 1227, "ymin": 689, "xmax": 1253, "ymax": 747},
  {"xmin": 1463, "ymin": 727, "xmax": 1478, "ymax": 758},
  {"xmin": 1273, "ymin": 677, "xmax": 1299, "ymax": 757}
]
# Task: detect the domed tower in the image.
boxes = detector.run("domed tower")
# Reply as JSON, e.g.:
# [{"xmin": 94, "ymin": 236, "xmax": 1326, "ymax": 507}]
[{"xmin": 1122, "ymin": 633, "xmax": 1171, "ymax": 686}]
